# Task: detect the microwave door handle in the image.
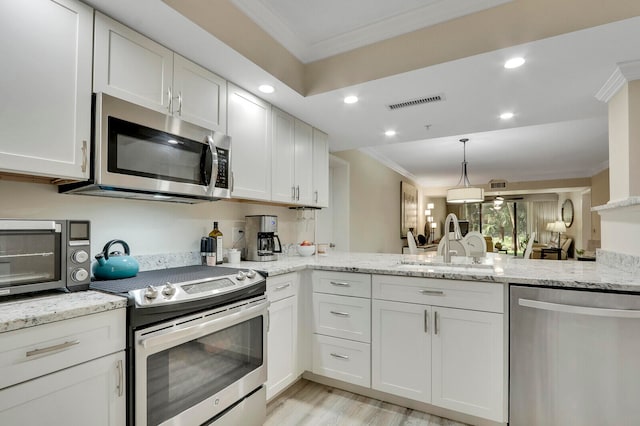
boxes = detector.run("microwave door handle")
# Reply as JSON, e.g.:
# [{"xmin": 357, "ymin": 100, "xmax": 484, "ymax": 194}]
[{"xmin": 206, "ymin": 136, "xmax": 219, "ymax": 196}]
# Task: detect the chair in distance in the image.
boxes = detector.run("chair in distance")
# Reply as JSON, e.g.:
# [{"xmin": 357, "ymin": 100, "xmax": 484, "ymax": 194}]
[
  {"xmin": 523, "ymin": 232, "xmax": 536, "ymax": 259},
  {"xmin": 407, "ymin": 231, "xmax": 418, "ymax": 255}
]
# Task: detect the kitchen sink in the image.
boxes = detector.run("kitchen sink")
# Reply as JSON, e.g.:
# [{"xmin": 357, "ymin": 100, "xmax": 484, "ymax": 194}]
[{"xmin": 398, "ymin": 254, "xmax": 498, "ymax": 273}]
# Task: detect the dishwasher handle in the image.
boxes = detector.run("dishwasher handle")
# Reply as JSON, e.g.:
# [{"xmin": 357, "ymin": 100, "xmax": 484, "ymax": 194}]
[{"xmin": 519, "ymin": 298, "xmax": 640, "ymax": 318}]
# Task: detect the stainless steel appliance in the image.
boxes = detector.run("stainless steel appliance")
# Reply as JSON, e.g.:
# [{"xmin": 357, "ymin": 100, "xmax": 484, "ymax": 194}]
[
  {"xmin": 91, "ymin": 265, "xmax": 267, "ymax": 426},
  {"xmin": 245, "ymin": 215, "xmax": 282, "ymax": 262},
  {"xmin": 0, "ymin": 219, "xmax": 90, "ymax": 296},
  {"xmin": 510, "ymin": 285, "xmax": 640, "ymax": 425},
  {"xmin": 59, "ymin": 93, "xmax": 231, "ymax": 203}
]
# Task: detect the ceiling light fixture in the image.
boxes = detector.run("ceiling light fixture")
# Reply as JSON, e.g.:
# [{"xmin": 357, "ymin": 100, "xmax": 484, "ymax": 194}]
[
  {"xmin": 446, "ymin": 138, "xmax": 485, "ymax": 204},
  {"xmin": 504, "ymin": 57, "xmax": 525, "ymax": 69},
  {"xmin": 385, "ymin": 130, "xmax": 396, "ymax": 137},
  {"xmin": 344, "ymin": 95, "xmax": 358, "ymax": 104},
  {"xmin": 500, "ymin": 112, "xmax": 514, "ymax": 120},
  {"xmin": 258, "ymin": 84, "xmax": 275, "ymax": 94}
]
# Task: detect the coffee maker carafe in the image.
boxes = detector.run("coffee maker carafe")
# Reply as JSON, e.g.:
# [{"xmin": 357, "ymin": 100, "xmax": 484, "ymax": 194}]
[{"xmin": 245, "ymin": 215, "xmax": 282, "ymax": 261}]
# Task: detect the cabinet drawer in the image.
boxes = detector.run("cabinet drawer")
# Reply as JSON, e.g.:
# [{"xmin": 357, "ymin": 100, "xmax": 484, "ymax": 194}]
[
  {"xmin": 372, "ymin": 275, "xmax": 503, "ymax": 313},
  {"xmin": 0, "ymin": 309, "xmax": 126, "ymax": 390},
  {"xmin": 312, "ymin": 271, "xmax": 371, "ymax": 298},
  {"xmin": 313, "ymin": 293, "xmax": 370, "ymax": 343},
  {"xmin": 267, "ymin": 273, "xmax": 298, "ymax": 302},
  {"xmin": 312, "ymin": 334, "xmax": 370, "ymax": 388}
]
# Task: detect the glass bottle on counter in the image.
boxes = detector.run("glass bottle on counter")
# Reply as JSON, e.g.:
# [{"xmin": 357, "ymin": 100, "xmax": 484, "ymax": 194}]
[{"xmin": 208, "ymin": 222, "xmax": 223, "ymax": 264}]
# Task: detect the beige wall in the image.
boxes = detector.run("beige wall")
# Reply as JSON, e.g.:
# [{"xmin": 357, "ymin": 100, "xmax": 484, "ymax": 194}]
[
  {"xmin": 0, "ymin": 180, "xmax": 302, "ymax": 259},
  {"xmin": 334, "ymin": 150, "xmax": 420, "ymax": 254},
  {"xmin": 591, "ymin": 168, "xmax": 610, "ymax": 240}
]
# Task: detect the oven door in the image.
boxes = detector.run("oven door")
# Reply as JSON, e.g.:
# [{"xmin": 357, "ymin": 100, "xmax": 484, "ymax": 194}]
[
  {"xmin": 95, "ymin": 93, "xmax": 231, "ymax": 199},
  {"xmin": 134, "ymin": 296, "xmax": 268, "ymax": 426},
  {"xmin": 0, "ymin": 220, "xmax": 65, "ymax": 296}
]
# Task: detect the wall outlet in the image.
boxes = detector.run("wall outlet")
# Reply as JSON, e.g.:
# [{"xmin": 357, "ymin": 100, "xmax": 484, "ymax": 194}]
[{"xmin": 232, "ymin": 226, "xmax": 244, "ymax": 244}]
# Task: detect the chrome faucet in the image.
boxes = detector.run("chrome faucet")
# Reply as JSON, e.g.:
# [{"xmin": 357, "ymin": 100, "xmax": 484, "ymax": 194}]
[{"xmin": 443, "ymin": 213, "xmax": 463, "ymax": 263}]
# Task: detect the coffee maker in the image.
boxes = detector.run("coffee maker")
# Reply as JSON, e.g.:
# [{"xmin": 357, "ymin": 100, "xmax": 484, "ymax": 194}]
[{"xmin": 245, "ymin": 215, "xmax": 282, "ymax": 261}]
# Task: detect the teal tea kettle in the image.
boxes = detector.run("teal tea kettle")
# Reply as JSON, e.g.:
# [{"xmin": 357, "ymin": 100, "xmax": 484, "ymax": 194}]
[{"xmin": 92, "ymin": 239, "xmax": 139, "ymax": 280}]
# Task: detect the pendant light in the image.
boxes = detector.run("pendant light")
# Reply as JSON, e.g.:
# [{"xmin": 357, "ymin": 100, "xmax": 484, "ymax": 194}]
[{"xmin": 446, "ymin": 138, "xmax": 484, "ymax": 204}]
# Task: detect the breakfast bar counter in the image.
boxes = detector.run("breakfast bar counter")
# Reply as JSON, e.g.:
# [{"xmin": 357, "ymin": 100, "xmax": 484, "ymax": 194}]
[{"xmin": 239, "ymin": 251, "xmax": 640, "ymax": 293}]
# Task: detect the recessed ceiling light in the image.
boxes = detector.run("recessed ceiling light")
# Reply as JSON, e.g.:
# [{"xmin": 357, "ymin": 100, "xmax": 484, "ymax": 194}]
[
  {"xmin": 385, "ymin": 130, "xmax": 396, "ymax": 137},
  {"xmin": 167, "ymin": 139, "xmax": 178, "ymax": 144},
  {"xmin": 500, "ymin": 112, "xmax": 514, "ymax": 120},
  {"xmin": 344, "ymin": 95, "xmax": 358, "ymax": 104},
  {"xmin": 504, "ymin": 57, "xmax": 525, "ymax": 69},
  {"xmin": 258, "ymin": 84, "xmax": 275, "ymax": 94}
]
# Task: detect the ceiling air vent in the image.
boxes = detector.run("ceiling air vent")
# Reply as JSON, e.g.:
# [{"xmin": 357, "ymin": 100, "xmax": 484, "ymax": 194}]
[
  {"xmin": 489, "ymin": 179, "xmax": 508, "ymax": 190},
  {"xmin": 386, "ymin": 93, "xmax": 445, "ymax": 110}
]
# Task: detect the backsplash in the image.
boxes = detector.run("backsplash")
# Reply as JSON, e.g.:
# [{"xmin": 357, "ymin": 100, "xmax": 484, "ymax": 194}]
[{"xmin": 0, "ymin": 180, "xmax": 315, "ymax": 259}]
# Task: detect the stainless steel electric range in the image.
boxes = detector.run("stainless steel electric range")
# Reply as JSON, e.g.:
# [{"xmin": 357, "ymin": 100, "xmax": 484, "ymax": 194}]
[{"xmin": 91, "ymin": 265, "xmax": 267, "ymax": 426}]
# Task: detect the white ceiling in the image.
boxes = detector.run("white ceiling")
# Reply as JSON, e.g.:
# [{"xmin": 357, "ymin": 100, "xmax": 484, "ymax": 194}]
[
  {"xmin": 85, "ymin": 0, "xmax": 640, "ymax": 193},
  {"xmin": 229, "ymin": 0, "xmax": 512, "ymax": 63}
]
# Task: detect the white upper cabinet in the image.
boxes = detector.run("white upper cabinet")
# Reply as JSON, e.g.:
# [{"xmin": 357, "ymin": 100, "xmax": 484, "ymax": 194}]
[
  {"xmin": 312, "ymin": 128, "xmax": 329, "ymax": 207},
  {"xmin": 93, "ymin": 13, "xmax": 226, "ymax": 133},
  {"xmin": 272, "ymin": 109, "xmax": 316, "ymax": 206},
  {"xmin": 0, "ymin": 0, "xmax": 92, "ymax": 180},
  {"xmin": 170, "ymin": 54, "xmax": 227, "ymax": 132},
  {"xmin": 227, "ymin": 83, "xmax": 271, "ymax": 201},
  {"xmin": 93, "ymin": 12, "xmax": 172, "ymax": 113},
  {"xmin": 294, "ymin": 119, "xmax": 314, "ymax": 205},
  {"xmin": 271, "ymin": 108, "xmax": 296, "ymax": 203}
]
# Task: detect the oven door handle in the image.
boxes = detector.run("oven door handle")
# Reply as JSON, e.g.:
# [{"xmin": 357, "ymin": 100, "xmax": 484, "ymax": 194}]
[{"xmin": 138, "ymin": 300, "xmax": 269, "ymax": 352}]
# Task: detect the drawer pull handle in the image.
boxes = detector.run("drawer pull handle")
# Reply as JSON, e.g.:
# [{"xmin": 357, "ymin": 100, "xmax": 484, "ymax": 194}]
[
  {"xmin": 330, "ymin": 353, "xmax": 350, "ymax": 360},
  {"xmin": 275, "ymin": 284, "xmax": 291, "ymax": 290},
  {"xmin": 330, "ymin": 310, "xmax": 350, "ymax": 317},
  {"xmin": 330, "ymin": 281, "xmax": 350, "ymax": 287},
  {"xmin": 419, "ymin": 289, "xmax": 444, "ymax": 296},
  {"xmin": 26, "ymin": 340, "xmax": 80, "ymax": 358}
]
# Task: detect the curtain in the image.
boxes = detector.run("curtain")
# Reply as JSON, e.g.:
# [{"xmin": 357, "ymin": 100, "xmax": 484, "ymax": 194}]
[{"xmin": 530, "ymin": 201, "xmax": 558, "ymax": 244}]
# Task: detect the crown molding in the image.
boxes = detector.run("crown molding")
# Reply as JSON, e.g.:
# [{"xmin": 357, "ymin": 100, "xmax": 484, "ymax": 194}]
[
  {"xmin": 231, "ymin": 0, "xmax": 512, "ymax": 63},
  {"xmin": 595, "ymin": 60, "xmax": 640, "ymax": 102},
  {"xmin": 359, "ymin": 147, "xmax": 420, "ymax": 184}
]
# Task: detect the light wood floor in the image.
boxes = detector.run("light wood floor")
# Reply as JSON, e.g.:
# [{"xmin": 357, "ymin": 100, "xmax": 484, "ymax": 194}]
[{"xmin": 265, "ymin": 380, "xmax": 469, "ymax": 426}]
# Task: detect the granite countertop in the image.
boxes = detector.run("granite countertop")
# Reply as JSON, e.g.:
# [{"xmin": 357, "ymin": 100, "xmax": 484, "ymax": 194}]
[
  {"xmin": 239, "ymin": 251, "xmax": 640, "ymax": 293},
  {"xmin": 0, "ymin": 290, "xmax": 127, "ymax": 334},
  {"xmin": 3, "ymin": 251, "xmax": 639, "ymax": 335}
]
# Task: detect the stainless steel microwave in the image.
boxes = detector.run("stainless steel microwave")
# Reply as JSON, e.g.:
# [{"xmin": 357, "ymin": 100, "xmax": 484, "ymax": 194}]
[
  {"xmin": 59, "ymin": 93, "xmax": 231, "ymax": 203},
  {"xmin": 0, "ymin": 220, "xmax": 91, "ymax": 297}
]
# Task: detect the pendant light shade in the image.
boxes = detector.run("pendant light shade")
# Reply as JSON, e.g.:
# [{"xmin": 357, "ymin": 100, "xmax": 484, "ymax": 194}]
[{"xmin": 446, "ymin": 138, "xmax": 485, "ymax": 204}]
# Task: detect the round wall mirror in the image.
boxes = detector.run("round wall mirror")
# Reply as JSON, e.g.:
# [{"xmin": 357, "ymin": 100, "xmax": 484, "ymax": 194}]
[{"xmin": 562, "ymin": 199, "xmax": 574, "ymax": 228}]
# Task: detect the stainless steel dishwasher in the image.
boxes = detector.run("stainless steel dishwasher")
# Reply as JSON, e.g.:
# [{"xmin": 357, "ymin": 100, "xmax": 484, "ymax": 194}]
[{"xmin": 510, "ymin": 285, "xmax": 640, "ymax": 426}]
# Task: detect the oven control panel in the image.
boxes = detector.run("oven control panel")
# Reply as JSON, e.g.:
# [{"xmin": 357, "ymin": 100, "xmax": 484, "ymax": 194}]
[{"xmin": 130, "ymin": 270, "xmax": 263, "ymax": 307}]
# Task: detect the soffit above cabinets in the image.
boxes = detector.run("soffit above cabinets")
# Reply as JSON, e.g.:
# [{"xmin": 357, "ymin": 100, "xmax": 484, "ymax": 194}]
[{"xmin": 229, "ymin": 0, "xmax": 513, "ymax": 63}]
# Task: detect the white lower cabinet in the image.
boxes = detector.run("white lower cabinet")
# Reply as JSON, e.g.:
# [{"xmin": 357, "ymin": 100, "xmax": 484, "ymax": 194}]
[
  {"xmin": 371, "ymin": 275, "xmax": 505, "ymax": 423},
  {"xmin": 266, "ymin": 273, "xmax": 299, "ymax": 400},
  {"xmin": 371, "ymin": 299, "xmax": 431, "ymax": 402},
  {"xmin": 311, "ymin": 271, "xmax": 372, "ymax": 388},
  {"xmin": 0, "ymin": 351, "xmax": 125, "ymax": 426},
  {"xmin": 0, "ymin": 309, "xmax": 126, "ymax": 425},
  {"xmin": 431, "ymin": 306, "xmax": 503, "ymax": 420},
  {"xmin": 312, "ymin": 334, "xmax": 370, "ymax": 387}
]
